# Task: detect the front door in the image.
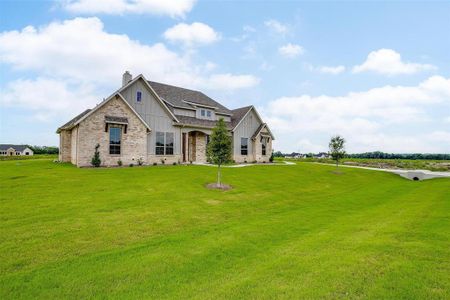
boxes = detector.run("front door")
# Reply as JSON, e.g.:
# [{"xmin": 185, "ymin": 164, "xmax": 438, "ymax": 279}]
[{"xmin": 182, "ymin": 133, "xmax": 187, "ymax": 162}]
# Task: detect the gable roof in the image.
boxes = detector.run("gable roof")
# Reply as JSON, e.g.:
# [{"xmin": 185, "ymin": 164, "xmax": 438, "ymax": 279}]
[
  {"xmin": 175, "ymin": 115, "xmax": 234, "ymax": 130},
  {"xmin": 148, "ymin": 81, "xmax": 232, "ymax": 115},
  {"xmin": 251, "ymin": 123, "xmax": 275, "ymax": 140},
  {"xmin": 56, "ymin": 93, "xmax": 151, "ymax": 133},
  {"xmin": 230, "ymin": 105, "xmax": 252, "ymax": 128},
  {"xmin": 0, "ymin": 144, "xmax": 30, "ymax": 151},
  {"xmin": 57, "ymin": 109, "xmax": 91, "ymax": 132}
]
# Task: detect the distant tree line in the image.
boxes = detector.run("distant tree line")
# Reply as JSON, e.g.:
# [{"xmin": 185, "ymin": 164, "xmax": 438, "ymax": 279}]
[
  {"xmin": 273, "ymin": 150, "xmax": 450, "ymax": 160},
  {"xmin": 29, "ymin": 145, "xmax": 59, "ymax": 155},
  {"xmin": 346, "ymin": 151, "xmax": 450, "ymax": 160}
]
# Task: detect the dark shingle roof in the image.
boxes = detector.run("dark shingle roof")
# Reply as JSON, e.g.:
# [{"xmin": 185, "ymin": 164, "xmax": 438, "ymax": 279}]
[
  {"xmin": 57, "ymin": 109, "xmax": 91, "ymax": 132},
  {"xmin": 148, "ymin": 81, "xmax": 232, "ymax": 115},
  {"xmin": 230, "ymin": 105, "xmax": 252, "ymax": 128},
  {"xmin": 175, "ymin": 116, "xmax": 234, "ymax": 130},
  {"xmin": 105, "ymin": 116, "xmax": 128, "ymax": 124},
  {"xmin": 0, "ymin": 144, "xmax": 29, "ymax": 151}
]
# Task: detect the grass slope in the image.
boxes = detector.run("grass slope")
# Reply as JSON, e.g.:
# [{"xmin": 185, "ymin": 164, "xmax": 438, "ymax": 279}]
[{"xmin": 0, "ymin": 159, "xmax": 449, "ymax": 299}]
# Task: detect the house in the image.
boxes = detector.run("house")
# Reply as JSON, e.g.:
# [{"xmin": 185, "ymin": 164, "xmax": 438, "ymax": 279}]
[
  {"xmin": 284, "ymin": 152, "xmax": 301, "ymax": 159},
  {"xmin": 57, "ymin": 72, "xmax": 274, "ymax": 167},
  {"xmin": 315, "ymin": 152, "xmax": 330, "ymax": 159},
  {"xmin": 0, "ymin": 144, "xmax": 34, "ymax": 156}
]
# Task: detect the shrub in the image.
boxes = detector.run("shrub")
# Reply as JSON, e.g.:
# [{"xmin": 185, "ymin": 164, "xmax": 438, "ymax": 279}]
[
  {"xmin": 269, "ymin": 152, "xmax": 274, "ymax": 163},
  {"xmin": 161, "ymin": 158, "xmax": 165, "ymax": 164},
  {"xmin": 129, "ymin": 163, "xmax": 134, "ymax": 167},
  {"xmin": 153, "ymin": 162, "xmax": 157, "ymax": 166},
  {"xmin": 137, "ymin": 157, "xmax": 144, "ymax": 166},
  {"xmin": 117, "ymin": 159, "xmax": 122, "ymax": 166},
  {"xmin": 173, "ymin": 162, "xmax": 177, "ymax": 165},
  {"xmin": 91, "ymin": 144, "xmax": 101, "ymax": 167}
]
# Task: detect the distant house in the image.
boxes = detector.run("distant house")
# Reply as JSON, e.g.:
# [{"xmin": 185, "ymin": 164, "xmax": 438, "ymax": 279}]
[
  {"xmin": 57, "ymin": 72, "xmax": 275, "ymax": 167},
  {"xmin": 315, "ymin": 152, "xmax": 330, "ymax": 159},
  {"xmin": 0, "ymin": 144, "xmax": 34, "ymax": 156}
]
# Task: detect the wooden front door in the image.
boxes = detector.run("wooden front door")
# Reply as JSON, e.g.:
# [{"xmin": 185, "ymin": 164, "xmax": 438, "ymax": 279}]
[{"xmin": 182, "ymin": 133, "xmax": 187, "ymax": 162}]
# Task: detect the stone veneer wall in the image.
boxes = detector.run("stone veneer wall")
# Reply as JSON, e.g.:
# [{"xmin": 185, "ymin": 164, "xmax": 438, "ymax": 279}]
[
  {"xmin": 75, "ymin": 96, "xmax": 148, "ymax": 167},
  {"xmin": 195, "ymin": 132, "xmax": 207, "ymax": 163},
  {"xmin": 59, "ymin": 130, "xmax": 72, "ymax": 162},
  {"xmin": 70, "ymin": 126, "xmax": 78, "ymax": 165},
  {"xmin": 147, "ymin": 154, "xmax": 182, "ymax": 165}
]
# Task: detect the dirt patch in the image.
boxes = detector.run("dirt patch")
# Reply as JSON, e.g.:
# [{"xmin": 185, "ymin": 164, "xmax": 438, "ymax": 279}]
[
  {"xmin": 330, "ymin": 170, "xmax": 344, "ymax": 175},
  {"xmin": 205, "ymin": 183, "xmax": 233, "ymax": 190},
  {"xmin": 204, "ymin": 199, "xmax": 222, "ymax": 205}
]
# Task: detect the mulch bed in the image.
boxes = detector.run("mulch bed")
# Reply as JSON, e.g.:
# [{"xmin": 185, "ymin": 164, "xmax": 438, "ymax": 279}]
[{"xmin": 205, "ymin": 183, "xmax": 233, "ymax": 190}]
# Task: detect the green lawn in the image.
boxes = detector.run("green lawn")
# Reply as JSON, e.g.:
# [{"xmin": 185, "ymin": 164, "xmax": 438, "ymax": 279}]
[
  {"xmin": 1, "ymin": 159, "xmax": 449, "ymax": 299},
  {"xmin": 286, "ymin": 157, "xmax": 450, "ymax": 172}
]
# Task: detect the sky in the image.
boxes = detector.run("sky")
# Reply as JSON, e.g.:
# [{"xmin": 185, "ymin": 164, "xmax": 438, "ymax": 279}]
[{"xmin": 1, "ymin": 0, "xmax": 449, "ymax": 153}]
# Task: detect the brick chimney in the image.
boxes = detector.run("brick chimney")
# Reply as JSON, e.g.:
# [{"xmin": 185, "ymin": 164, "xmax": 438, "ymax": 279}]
[{"xmin": 122, "ymin": 71, "xmax": 132, "ymax": 86}]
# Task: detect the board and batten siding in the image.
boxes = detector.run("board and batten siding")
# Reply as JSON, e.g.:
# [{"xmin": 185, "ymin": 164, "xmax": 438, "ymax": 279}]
[
  {"xmin": 121, "ymin": 79, "xmax": 180, "ymax": 155},
  {"xmin": 233, "ymin": 109, "xmax": 261, "ymax": 157}
]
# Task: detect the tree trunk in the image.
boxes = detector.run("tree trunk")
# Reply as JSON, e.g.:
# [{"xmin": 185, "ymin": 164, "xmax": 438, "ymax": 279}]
[{"xmin": 217, "ymin": 164, "xmax": 221, "ymax": 187}]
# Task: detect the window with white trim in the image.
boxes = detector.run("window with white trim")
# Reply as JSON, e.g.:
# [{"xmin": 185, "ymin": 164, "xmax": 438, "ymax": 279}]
[
  {"xmin": 155, "ymin": 132, "xmax": 174, "ymax": 155},
  {"xmin": 136, "ymin": 91, "xmax": 142, "ymax": 102},
  {"xmin": 109, "ymin": 126, "xmax": 121, "ymax": 155},
  {"xmin": 241, "ymin": 138, "xmax": 248, "ymax": 155}
]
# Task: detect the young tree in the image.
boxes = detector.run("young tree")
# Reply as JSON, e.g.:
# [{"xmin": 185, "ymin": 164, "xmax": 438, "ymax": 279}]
[
  {"xmin": 207, "ymin": 118, "xmax": 232, "ymax": 187},
  {"xmin": 329, "ymin": 135, "xmax": 346, "ymax": 168},
  {"xmin": 91, "ymin": 144, "xmax": 101, "ymax": 167}
]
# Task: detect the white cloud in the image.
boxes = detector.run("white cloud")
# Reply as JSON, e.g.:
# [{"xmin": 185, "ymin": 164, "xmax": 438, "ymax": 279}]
[
  {"xmin": 262, "ymin": 76, "xmax": 450, "ymax": 153},
  {"xmin": 317, "ymin": 65, "xmax": 346, "ymax": 74},
  {"xmin": 264, "ymin": 19, "xmax": 288, "ymax": 35},
  {"xmin": 204, "ymin": 74, "xmax": 260, "ymax": 90},
  {"xmin": 61, "ymin": 0, "xmax": 196, "ymax": 17},
  {"xmin": 278, "ymin": 43, "xmax": 304, "ymax": 58},
  {"xmin": 1, "ymin": 78, "xmax": 100, "ymax": 121},
  {"xmin": 353, "ymin": 48, "xmax": 436, "ymax": 75},
  {"xmin": 163, "ymin": 22, "xmax": 220, "ymax": 47},
  {"xmin": 0, "ymin": 17, "xmax": 259, "ymax": 120},
  {"xmin": 0, "ymin": 17, "xmax": 258, "ymax": 90}
]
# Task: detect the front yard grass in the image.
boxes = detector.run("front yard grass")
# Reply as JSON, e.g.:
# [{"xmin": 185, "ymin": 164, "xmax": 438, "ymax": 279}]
[{"xmin": 0, "ymin": 158, "xmax": 449, "ymax": 299}]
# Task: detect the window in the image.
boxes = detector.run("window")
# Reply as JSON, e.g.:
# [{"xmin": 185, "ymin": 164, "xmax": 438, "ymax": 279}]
[
  {"xmin": 109, "ymin": 126, "xmax": 121, "ymax": 155},
  {"xmin": 136, "ymin": 91, "xmax": 142, "ymax": 102},
  {"xmin": 156, "ymin": 132, "xmax": 174, "ymax": 155},
  {"xmin": 165, "ymin": 132, "xmax": 174, "ymax": 155},
  {"xmin": 201, "ymin": 109, "xmax": 206, "ymax": 117},
  {"xmin": 156, "ymin": 132, "xmax": 165, "ymax": 155},
  {"xmin": 241, "ymin": 138, "xmax": 248, "ymax": 155},
  {"xmin": 261, "ymin": 137, "xmax": 267, "ymax": 156},
  {"xmin": 206, "ymin": 110, "xmax": 211, "ymax": 118}
]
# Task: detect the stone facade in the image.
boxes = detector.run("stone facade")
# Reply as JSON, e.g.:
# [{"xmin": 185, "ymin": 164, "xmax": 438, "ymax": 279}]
[
  {"xmin": 68, "ymin": 96, "xmax": 148, "ymax": 167},
  {"xmin": 59, "ymin": 130, "xmax": 72, "ymax": 162}
]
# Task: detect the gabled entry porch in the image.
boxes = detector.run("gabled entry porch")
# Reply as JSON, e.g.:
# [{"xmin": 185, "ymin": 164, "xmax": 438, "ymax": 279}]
[{"xmin": 182, "ymin": 130, "xmax": 210, "ymax": 163}]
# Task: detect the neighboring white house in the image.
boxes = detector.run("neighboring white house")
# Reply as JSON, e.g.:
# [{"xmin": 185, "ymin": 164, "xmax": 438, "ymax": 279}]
[
  {"xmin": 315, "ymin": 152, "xmax": 330, "ymax": 159},
  {"xmin": 0, "ymin": 144, "xmax": 34, "ymax": 156},
  {"xmin": 57, "ymin": 72, "xmax": 275, "ymax": 167}
]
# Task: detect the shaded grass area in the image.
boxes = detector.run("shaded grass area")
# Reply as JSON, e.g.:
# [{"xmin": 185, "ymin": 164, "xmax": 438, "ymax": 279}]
[
  {"xmin": 0, "ymin": 159, "xmax": 449, "ymax": 299},
  {"xmin": 0, "ymin": 154, "xmax": 57, "ymax": 161},
  {"xmin": 284, "ymin": 157, "xmax": 450, "ymax": 172}
]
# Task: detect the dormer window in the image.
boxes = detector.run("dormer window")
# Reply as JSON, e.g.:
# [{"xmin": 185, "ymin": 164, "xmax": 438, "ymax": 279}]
[
  {"xmin": 199, "ymin": 109, "xmax": 213, "ymax": 119},
  {"xmin": 136, "ymin": 91, "xmax": 142, "ymax": 102}
]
